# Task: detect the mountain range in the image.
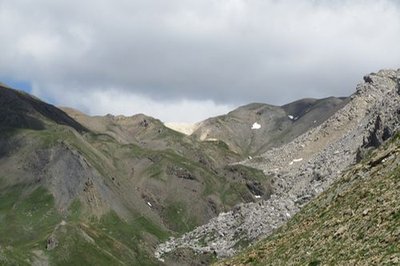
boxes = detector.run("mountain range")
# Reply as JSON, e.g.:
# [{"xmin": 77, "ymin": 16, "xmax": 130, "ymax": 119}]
[{"xmin": 0, "ymin": 69, "xmax": 399, "ymax": 265}]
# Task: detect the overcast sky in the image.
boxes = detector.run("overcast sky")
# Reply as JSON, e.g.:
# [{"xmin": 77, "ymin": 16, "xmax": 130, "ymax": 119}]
[{"xmin": 0, "ymin": 0, "xmax": 399, "ymax": 122}]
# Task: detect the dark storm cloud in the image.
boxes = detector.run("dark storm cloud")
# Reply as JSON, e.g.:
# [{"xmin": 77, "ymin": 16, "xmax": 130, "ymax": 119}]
[{"xmin": 0, "ymin": 0, "xmax": 399, "ymax": 122}]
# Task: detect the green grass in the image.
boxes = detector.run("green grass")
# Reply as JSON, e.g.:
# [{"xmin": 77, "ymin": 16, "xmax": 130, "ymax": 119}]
[
  {"xmin": 0, "ymin": 186, "xmax": 60, "ymax": 245},
  {"xmin": 164, "ymin": 201, "xmax": 198, "ymax": 234},
  {"xmin": 66, "ymin": 199, "xmax": 82, "ymax": 222},
  {"xmin": 0, "ymin": 185, "xmax": 61, "ymax": 265},
  {"xmin": 0, "ymin": 183, "xmax": 169, "ymax": 265},
  {"xmin": 50, "ymin": 204, "xmax": 169, "ymax": 265},
  {"xmin": 220, "ymin": 183, "xmax": 249, "ymax": 206}
]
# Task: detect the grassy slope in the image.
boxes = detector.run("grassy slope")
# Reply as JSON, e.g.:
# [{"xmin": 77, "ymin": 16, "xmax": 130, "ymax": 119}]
[
  {"xmin": 219, "ymin": 135, "xmax": 400, "ymax": 265},
  {"xmin": 0, "ymin": 185, "xmax": 169, "ymax": 265},
  {"xmin": 0, "ymin": 127, "xmax": 168, "ymax": 265},
  {"xmin": 0, "ymin": 185, "xmax": 60, "ymax": 265}
]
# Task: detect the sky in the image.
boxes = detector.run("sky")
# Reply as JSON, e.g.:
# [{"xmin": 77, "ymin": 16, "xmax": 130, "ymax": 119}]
[{"xmin": 0, "ymin": 0, "xmax": 399, "ymax": 123}]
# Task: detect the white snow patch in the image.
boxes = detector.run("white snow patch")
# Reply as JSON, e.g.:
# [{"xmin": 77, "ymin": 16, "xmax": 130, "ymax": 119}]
[
  {"xmin": 252, "ymin": 122, "xmax": 261, "ymax": 129},
  {"xmin": 147, "ymin": 202, "xmax": 152, "ymax": 207},
  {"xmin": 255, "ymin": 195, "xmax": 262, "ymax": 199},
  {"xmin": 289, "ymin": 158, "xmax": 303, "ymax": 165},
  {"xmin": 288, "ymin": 115, "xmax": 294, "ymax": 120}
]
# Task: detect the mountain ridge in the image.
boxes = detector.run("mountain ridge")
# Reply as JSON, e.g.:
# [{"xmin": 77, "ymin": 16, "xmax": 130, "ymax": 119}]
[{"xmin": 190, "ymin": 96, "xmax": 348, "ymax": 156}]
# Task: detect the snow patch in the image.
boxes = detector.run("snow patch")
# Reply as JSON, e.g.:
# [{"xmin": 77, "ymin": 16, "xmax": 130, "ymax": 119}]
[
  {"xmin": 289, "ymin": 158, "xmax": 303, "ymax": 165},
  {"xmin": 288, "ymin": 115, "xmax": 294, "ymax": 120},
  {"xmin": 254, "ymin": 195, "xmax": 261, "ymax": 199},
  {"xmin": 147, "ymin": 202, "xmax": 152, "ymax": 207},
  {"xmin": 252, "ymin": 122, "xmax": 261, "ymax": 129}
]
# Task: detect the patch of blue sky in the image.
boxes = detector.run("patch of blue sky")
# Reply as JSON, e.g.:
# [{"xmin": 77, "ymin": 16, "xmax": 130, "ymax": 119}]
[{"xmin": 1, "ymin": 77, "xmax": 32, "ymax": 93}]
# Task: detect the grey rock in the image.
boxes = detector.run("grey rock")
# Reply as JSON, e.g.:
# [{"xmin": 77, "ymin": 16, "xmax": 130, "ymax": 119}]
[{"xmin": 46, "ymin": 236, "xmax": 58, "ymax": 251}]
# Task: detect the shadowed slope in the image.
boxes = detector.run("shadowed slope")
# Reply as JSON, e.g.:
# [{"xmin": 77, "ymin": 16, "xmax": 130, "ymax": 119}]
[{"xmin": 0, "ymin": 85, "xmax": 86, "ymax": 132}]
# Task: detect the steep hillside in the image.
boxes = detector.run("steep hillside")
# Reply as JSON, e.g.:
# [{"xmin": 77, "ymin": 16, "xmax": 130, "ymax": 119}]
[
  {"xmin": 155, "ymin": 69, "xmax": 400, "ymax": 262},
  {"xmin": 0, "ymin": 84, "xmax": 271, "ymax": 265},
  {"xmin": 191, "ymin": 97, "xmax": 347, "ymax": 156},
  {"xmin": 219, "ymin": 133, "xmax": 400, "ymax": 265}
]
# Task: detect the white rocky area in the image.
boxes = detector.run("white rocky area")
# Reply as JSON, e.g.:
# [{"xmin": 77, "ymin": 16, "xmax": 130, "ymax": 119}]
[
  {"xmin": 164, "ymin": 122, "xmax": 199, "ymax": 135},
  {"xmin": 155, "ymin": 69, "xmax": 400, "ymax": 260}
]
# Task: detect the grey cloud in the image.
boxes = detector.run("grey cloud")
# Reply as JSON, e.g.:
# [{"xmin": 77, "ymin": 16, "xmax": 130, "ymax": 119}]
[{"xmin": 0, "ymin": 0, "xmax": 400, "ymax": 120}]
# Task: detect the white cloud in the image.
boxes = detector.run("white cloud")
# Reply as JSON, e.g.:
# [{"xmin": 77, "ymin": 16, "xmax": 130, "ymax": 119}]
[
  {"xmin": 0, "ymin": 0, "xmax": 399, "ymax": 121},
  {"xmin": 32, "ymin": 85, "xmax": 233, "ymax": 123},
  {"xmin": 77, "ymin": 90, "xmax": 233, "ymax": 123}
]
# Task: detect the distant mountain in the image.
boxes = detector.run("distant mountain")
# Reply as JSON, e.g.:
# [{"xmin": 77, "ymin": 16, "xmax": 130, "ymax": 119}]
[{"xmin": 189, "ymin": 97, "xmax": 348, "ymax": 156}]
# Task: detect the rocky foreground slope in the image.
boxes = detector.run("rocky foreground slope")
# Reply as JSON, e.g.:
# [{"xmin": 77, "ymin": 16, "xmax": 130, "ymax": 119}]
[
  {"xmin": 155, "ymin": 69, "xmax": 400, "ymax": 263},
  {"xmin": 220, "ymin": 132, "xmax": 400, "ymax": 265}
]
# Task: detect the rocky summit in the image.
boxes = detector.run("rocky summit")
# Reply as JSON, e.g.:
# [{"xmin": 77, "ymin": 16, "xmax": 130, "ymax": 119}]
[{"xmin": 0, "ymin": 69, "xmax": 399, "ymax": 266}]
